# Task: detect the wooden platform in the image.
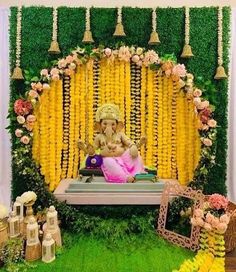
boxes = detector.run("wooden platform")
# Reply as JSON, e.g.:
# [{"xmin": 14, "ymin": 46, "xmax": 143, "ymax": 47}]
[{"xmin": 54, "ymin": 177, "xmax": 176, "ymax": 205}]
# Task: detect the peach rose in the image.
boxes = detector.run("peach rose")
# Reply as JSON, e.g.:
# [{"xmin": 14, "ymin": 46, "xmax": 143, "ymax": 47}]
[
  {"xmin": 42, "ymin": 83, "xmax": 50, "ymax": 90},
  {"xmin": 20, "ymin": 135, "xmax": 30, "ymax": 144},
  {"xmin": 190, "ymin": 217, "xmax": 197, "ymax": 226},
  {"xmin": 50, "ymin": 68, "xmax": 60, "ymax": 76},
  {"xmin": 202, "ymin": 124, "xmax": 209, "ymax": 131},
  {"xmin": 17, "ymin": 116, "xmax": 25, "ymax": 124},
  {"xmin": 195, "ymin": 217, "xmax": 204, "ymax": 227},
  {"xmin": 66, "ymin": 55, "xmax": 73, "ymax": 63},
  {"xmin": 207, "ymin": 119, "xmax": 217, "ymax": 128},
  {"xmin": 211, "ymin": 217, "xmax": 220, "ymax": 228},
  {"xmin": 194, "ymin": 209, "xmax": 204, "ymax": 218},
  {"xmin": 204, "ymin": 222, "xmax": 212, "ymax": 231},
  {"xmin": 193, "ymin": 88, "xmax": 202, "ymax": 97},
  {"xmin": 52, "ymin": 74, "xmax": 60, "ymax": 81},
  {"xmin": 220, "ymin": 214, "xmax": 230, "ymax": 224},
  {"xmin": 198, "ymin": 100, "xmax": 210, "ymax": 110},
  {"xmin": 28, "ymin": 90, "xmax": 38, "ymax": 98},
  {"xmin": 202, "ymin": 138, "xmax": 212, "ymax": 147},
  {"xmin": 15, "ymin": 129, "xmax": 23, "ymax": 137},
  {"xmin": 35, "ymin": 82, "xmax": 43, "ymax": 91},
  {"xmin": 216, "ymin": 222, "xmax": 227, "ymax": 233},
  {"xmin": 58, "ymin": 59, "xmax": 67, "ymax": 68},
  {"xmin": 205, "ymin": 212, "xmax": 214, "ymax": 224},
  {"xmin": 69, "ymin": 63, "xmax": 76, "ymax": 70},
  {"xmin": 40, "ymin": 69, "xmax": 48, "ymax": 76},
  {"xmin": 132, "ymin": 55, "xmax": 140, "ymax": 63},
  {"xmin": 104, "ymin": 48, "xmax": 112, "ymax": 57},
  {"xmin": 193, "ymin": 97, "xmax": 201, "ymax": 105},
  {"xmin": 26, "ymin": 114, "xmax": 36, "ymax": 122}
]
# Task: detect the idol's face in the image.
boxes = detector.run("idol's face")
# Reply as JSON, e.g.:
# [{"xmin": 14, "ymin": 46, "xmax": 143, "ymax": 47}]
[{"xmin": 101, "ymin": 119, "xmax": 117, "ymax": 133}]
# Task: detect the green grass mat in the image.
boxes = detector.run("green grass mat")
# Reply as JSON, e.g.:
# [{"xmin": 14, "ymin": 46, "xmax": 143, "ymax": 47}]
[{"xmin": 29, "ymin": 233, "xmax": 194, "ymax": 272}]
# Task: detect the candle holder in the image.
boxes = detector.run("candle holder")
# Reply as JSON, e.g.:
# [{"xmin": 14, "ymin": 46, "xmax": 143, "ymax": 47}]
[
  {"xmin": 23, "ymin": 200, "xmax": 35, "ymax": 237},
  {"xmin": 0, "ymin": 218, "xmax": 8, "ymax": 246}
]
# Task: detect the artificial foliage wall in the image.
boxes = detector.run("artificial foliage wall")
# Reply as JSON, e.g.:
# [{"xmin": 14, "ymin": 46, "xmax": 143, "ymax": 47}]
[{"xmin": 9, "ymin": 6, "xmax": 230, "ymax": 198}]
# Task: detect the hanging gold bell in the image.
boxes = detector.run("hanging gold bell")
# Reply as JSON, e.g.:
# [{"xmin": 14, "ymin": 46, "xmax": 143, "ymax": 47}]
[
  {"xmin": 82, "ymin": 30, "xmax": 94, "ymax": 43},
  {"xmin": 214, "ymin": 65, "xmax": 227, "ymax": 79},
  {"xmin": 113, "ymin": 23, "xmax": 126, "ymax": 37},
  {"xmin": 148, "ymin": 31, "xmax": 160, "ymax": 45},
  {"xmin": 11, "ymin": 66, "xmax": 24, "ymax": 80},
  {"xmin": 181, "ymin": 44, "xmax": 194, "ymax": 58},
  {"xmin": 48, "ymin": 40, "xmax": 61, "ymax": 54}
]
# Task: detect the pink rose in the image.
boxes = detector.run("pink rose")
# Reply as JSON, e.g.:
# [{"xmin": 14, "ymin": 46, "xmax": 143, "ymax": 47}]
[
  {"xmin": 207, "ymin": 119, "xmax": 217, "ymax": 128},
  {"xmin": 15, "ymin": 129, "xmax": 23, "ymax": 137},
  {"xmin": 42, "ymin": 83, "xmax": 50, "ymax": 90},
  {"xmin": 208, "ymin": 194, "xmax": 228, "ymax": 210},
  {"xmin": 216, "ymin": 222, "xmax": 228, "ymax": 233},
  {"xmin": 220, "ymin": 214, "xmax": 230, "ymax": 224},
  {"xmin": 58, "ymin": 59, "xmax": 67, "ymax": 68},
  {"xmin": 50, "ymin": 68, "xmax": 60, "ymax": 76},
  {"xmin": 20, "ymin": 135, "xmax": 30, "ymax": 144},
  {"xmin": 28, "ymin": 90, "xmax": 38, "ymax": 98},
  {"xmin": 26, "ymin": 114, "xmax": 36, "ymax": 122},
  {"xmin": 132, "ymin": 55, "xmax": 140, "ymax": 63},
  {"xmin": 172, "ymin": 64, "xmax": 187, "ymax": 78},
  {"xmin": 204, "ymin": 222, "xmax": 212, "ymax": 231},
  {"xmin": 14, "ymin": 99, "xmax": 32, "ymax": 116},
  {"xmin": 202, "ymin": 138, "xmax": 212, "ymax": 147},
  {"xmin": 193, "ymin": 88, "xmax": 202, "ymax": 97},
  {"xmin": 194, "ymin": 209, "xmax": 204, "ymax": 218},
  {"xmin": 40, "ymin": 69, "xmax": 48, "ymax": 76},
  {"xmin": 104, "ymin": 48, "xmax": 112, "ymax": 57},
  {"xmin": 136, "ymin": 60, "xmax": 143, "ymax": 67},
  {"xmin": 66, "ymin": 55, "xmax": 73, "ymax": 63},
  {"xmin": 205, "ymin": 212, "xmax": 214, "ymax": 224}
]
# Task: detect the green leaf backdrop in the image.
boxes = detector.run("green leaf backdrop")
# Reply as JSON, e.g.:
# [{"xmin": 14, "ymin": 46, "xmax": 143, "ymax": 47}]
[{"xmin": 9, "ymin": 6, "xmax": 230, "ymax": 198}]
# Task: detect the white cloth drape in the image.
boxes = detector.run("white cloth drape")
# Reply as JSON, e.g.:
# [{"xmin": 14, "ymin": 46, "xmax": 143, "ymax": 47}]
[
  {"xmin": 0, "ymin": 7, "xmax": 235, "ymax": 207},
  {"xmin": 0, "ymin": 7, "xmax": 11, "ymax": 210},
  {"xmin": 227, "ymin": 8, "xmax": 236, "ymax": 202}
]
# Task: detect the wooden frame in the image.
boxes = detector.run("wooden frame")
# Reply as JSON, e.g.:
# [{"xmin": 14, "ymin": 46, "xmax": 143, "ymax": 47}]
[{"xmin": 157, "ymin": 183, "xmax": 204, "ymax": 251}]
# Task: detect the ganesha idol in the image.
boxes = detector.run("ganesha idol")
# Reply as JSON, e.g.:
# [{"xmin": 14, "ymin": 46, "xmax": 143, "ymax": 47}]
[{"xmin": 78, "ymin": 104, "xmax": 146, "ymax": 183}]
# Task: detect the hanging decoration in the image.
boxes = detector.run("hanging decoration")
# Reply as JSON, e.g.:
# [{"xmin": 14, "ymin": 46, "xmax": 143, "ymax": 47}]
[
  {"xmin": 82, "ymin": 8, "xmax": 94, "ymax": 44},
  {"xmin": 113, "ymin": 7, "xmax": 126, "ymax": 36},
  {"xmin": 12, "ymin": 6, "xmax": 24, "ymax": 80},
  {"xmin": 181, "ymin": 7, "xmax": 194, "ymax": 58},
  {"xmin": 48, "ymin": 7, "xmax": 61, "ymax": 54},
  {"xmin": 148, "ymin": 8, "xmax": 160, "ymax": 45},
  {"xmin": 214, "ymin": 7, "xmax": 227, "ymax": 79}
]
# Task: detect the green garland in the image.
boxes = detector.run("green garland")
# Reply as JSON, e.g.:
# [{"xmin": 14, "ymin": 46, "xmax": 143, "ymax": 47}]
[{"xmin": 9, "ymin": 6, "xmax": 230, "ymax": 233}]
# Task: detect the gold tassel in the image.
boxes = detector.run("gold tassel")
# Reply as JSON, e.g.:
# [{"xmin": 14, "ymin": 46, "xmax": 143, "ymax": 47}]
[
  {"xmin": 12, "ymin": 66, "xmax": 24, "ymax": 80},
  {"xmin": 82, "ymin": 30, "xmax": 94, "ymax": 44},
  {"xmin": 113, "ymin": 23, "xmax": 126, "ymax": 37},
  {"xmin": 181, "ymin": 44, "xmax": 194, "ymax": 58},
  {"xmin": 148, "ymin": 31, "xmax": 160, "ymax": 45},
  {"xmin": 48, "ymin": 40, "xmax": 61, "ymax": 54},
  {"xmin": 214, "ymin": 65, "xmax": 227, "ymax": 79}
]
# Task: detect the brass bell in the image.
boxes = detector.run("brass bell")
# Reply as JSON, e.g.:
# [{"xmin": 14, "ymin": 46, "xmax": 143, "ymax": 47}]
[
  {"xmin": 214, "ymin": 65, "xmax": 227, "ymax": 79},
  {"xmin": 113, "ymin": 23, "xmax": 126, "ymax": 37},
  {"xmin": 11, "ymin": 66, "xmax": 24, "ymax": 80},
  {"xmin": 148, "ymin": 31, "xmax": 160, "ymax": 45},
  {"xmin": 48, "ymin": 40, "xmax": 61, "ymax": 54},
  {"xmin": 181, "ymin": 44, "xmax": 194, "ymax": 58},
  {"xmin": 82, "ymin": 30, "xmax": 94, "ymax": 44}
]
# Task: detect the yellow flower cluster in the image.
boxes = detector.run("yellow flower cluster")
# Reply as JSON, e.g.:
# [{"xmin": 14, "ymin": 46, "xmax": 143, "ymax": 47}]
[
  {"xmin": 174, "ymin": 229, "xmax": 226, "ymax": 272},
  {"xmin": 124, "ymin": 61, "xmax": 131, "ymax": 138},
  {"xmin": 140, "ymin": 66, "xmax": 147, "ymax": 161}
]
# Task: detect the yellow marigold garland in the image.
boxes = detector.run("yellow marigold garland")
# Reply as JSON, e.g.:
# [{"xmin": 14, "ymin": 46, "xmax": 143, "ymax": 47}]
[
  {"xmin": 124, "ymin": 61, "xmax": 131, "ymax": 138},
  {"xmin": 157, "ymin": 74, "xmax": 163, "ymax": 176},
  {"xmin": 140, "ymin": 66, "xmax": 147, "ymax": 162}
]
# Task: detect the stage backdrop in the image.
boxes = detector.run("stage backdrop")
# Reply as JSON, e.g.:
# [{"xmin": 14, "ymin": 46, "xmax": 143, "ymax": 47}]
[{"xmin": 9, "ymin": 6, "xmax": 230, "ymax": 197}]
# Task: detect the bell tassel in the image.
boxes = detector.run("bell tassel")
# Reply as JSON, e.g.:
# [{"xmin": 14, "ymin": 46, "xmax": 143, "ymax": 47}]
[
  {"xmin": 12, "ymin": 66, "xmax": 24, "ymax": 80},
  {"xmin": 148, "ymin": 31, "xmax": 160, "ymax": 45},
  {"xmin": 113, "ymin": 23, "xmax": 126, "ymax": 37},
  {"xmin": 82, "ymin": 30, "xmax": 94, "ymax": 44},
  {"xmin": 214, "ymin": 65, "xmax": 227, "ymax": 79},
  {"xmin": 181, "ymin": 44, "xmax": 194, "ymax": 58},
  {"xmin": 48, "ymin": 40, "xmax": 61, "ymax": 54}
]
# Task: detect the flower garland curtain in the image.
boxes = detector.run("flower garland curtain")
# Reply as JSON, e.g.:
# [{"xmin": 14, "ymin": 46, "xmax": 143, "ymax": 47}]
[{"xmin": 32, "ymin": 59, "xmax": 201, "ymax": 190}]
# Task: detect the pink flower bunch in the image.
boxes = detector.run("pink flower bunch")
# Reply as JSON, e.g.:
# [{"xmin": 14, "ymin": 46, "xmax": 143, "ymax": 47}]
[
  {"xmin": 118, "ymin": 46, "xmax": 132, "ymax": 62},
  {"xmin": 14, "ymin": 99, "xmax": 32, "ymax": 116},
  {"xmin": 172, "ymin": 64, "xmax": 187, "ymax": 78},
  {"xmin": 191, "ymin": 194, "xmax": 230, "ymax": 233},
  {"xmin": 208, "ymin": 194, "xmax": 229, "ymax": 211},
  {"xmin": 142, "ymin": 50, "xmax": 159, "ymax": 66}
]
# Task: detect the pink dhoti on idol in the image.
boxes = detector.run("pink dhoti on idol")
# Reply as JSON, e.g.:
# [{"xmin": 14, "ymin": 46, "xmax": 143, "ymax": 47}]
[{"xmin": 101, "ymin": 149, "xmax": 145, "ymax": 183}]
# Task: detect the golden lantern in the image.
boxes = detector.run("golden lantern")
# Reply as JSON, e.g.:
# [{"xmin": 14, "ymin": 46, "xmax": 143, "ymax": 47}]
[{"xmin": 42, "ymin": 233, "xmax": 56, "ymax": 263}]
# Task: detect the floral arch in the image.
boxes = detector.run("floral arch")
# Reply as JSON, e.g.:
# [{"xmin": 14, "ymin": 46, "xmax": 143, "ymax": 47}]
[{"xmin": 13, "ymin": 46, "xmax": 217, "ymax": 191}]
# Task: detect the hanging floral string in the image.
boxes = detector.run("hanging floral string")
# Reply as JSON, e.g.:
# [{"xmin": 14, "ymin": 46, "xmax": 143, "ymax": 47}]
[
  {"xmin": 148, "ymin": 8, "xmax": 160, "ymax": 45},
  {"xmin": 82, "ymin": 8, "xmax": 94, "ymax": 44},
  {"xmin": 12, "ymin": 6, "xmax": 24, "ymax": 80},
  {"xmin": 48, "ymin": 7, "xmax": 60, "ymax": 54},
  {"xmin": 113, "ymin": 7, "xmax": 126, "ymax": 36},
  {"xmin": 214, "ymin": 7, "xmax": 227, "ymax": 79},
  {"xmin": 181, "ymin": 6, "xmax": 194, "ymax": 58}
]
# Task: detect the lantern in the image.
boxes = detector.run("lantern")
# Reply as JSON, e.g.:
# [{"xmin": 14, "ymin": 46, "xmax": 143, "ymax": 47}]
[
  {"xmin": 42, "ymin": 233, "xmax": 56, "ymax": 263},
  {"xmin": 43, "ymin": 206, "xmax": 62, "ymax": 246},
  {"xmin": 25, "ymin": 217, "xmax": 41, "ymax": 261},
  {"xmin": 8, "ymin": 211, "xmax": 20, "ymax": 238},
  {"xmin": 13, "ymin": 196, "xmax": 24, "ymax": 234}
]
